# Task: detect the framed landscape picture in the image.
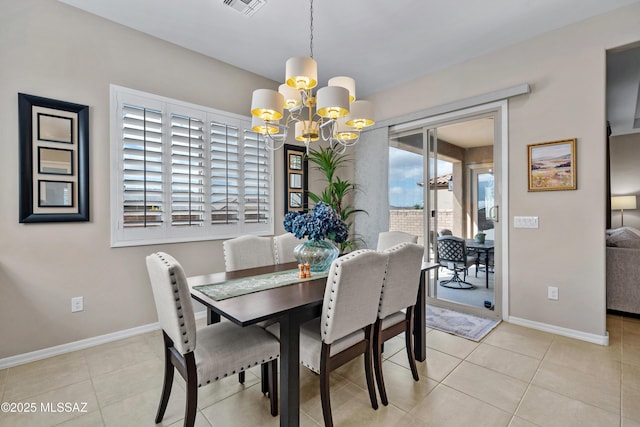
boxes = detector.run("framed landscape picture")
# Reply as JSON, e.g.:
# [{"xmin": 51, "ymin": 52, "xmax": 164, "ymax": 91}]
[{"xmin": 528, "ymin": 138, "xmax": 576, "ymax": 192}]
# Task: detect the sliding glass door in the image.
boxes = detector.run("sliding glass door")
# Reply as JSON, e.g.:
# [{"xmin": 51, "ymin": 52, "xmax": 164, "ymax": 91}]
[{"xmin": 389, "ymin": 110, "xmax": 501, "ymax": 318}]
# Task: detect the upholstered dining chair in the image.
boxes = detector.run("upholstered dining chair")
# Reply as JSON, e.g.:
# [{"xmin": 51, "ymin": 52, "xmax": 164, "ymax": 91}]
[
  {"xmin": 436, "ymin": 236, "xmax": 477, "ymax": 289},
  {"xmin": 223, "ymin": 235, "xmax": 275, "ymax": 272},
  {"xmin": 267, "ymin": 249, "xmax": 389, "ymax": 427},
  {"xmin": 373, "ymin": 242, "xmax": 425, "ymax": 406},
  {"xmin": 273, "ymin": 232, "xmax": 301, "ymax": 264},
  {"xmin": 223, "ymin": 235, "xmax": 277, "ymax": 385},
  {"xmin": 376, "ymin": 230, "xmax": 418, "ymax": 251},
  {"xmin": 145, "ymin": 252, "xmax": 280, "ymax": 427}
]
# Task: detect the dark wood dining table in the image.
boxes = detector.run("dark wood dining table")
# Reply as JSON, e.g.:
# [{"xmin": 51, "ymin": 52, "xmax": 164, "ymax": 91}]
[{"xmin": 189, "ymin": 260, "xmax": 439, "ymax": 427}]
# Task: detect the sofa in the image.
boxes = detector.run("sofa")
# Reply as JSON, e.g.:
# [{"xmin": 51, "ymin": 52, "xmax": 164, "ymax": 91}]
[{"xmin": 606, "ymin": 227, "xmax": 640, "ymax": 315}]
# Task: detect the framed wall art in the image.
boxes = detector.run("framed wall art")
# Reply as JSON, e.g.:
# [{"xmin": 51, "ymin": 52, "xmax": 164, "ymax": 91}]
[
  {"xmin": 528, "ymin": 138, "xmax": 576, "ymax": 192},
  {"xmin": 19, "ymin": 93, "xmax": 90, "ymax": 222},
  {"xmin": 284, "ymin": 144, "xmax": 308, "ymax": 212}
]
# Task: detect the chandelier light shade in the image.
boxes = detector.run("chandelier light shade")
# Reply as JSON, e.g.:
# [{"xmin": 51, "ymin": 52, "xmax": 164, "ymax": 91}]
[
  {"xmin": 252, "ymin": 116, "xmax": 280, "ymax": 135},
  {"xmin": 251, "ymin": 89, "xmax": 284, "ymax": 121},
  {"xmin": 333, "ymin": 117, "xmax": 359, "ymax": 141},
  {"xmin": 295, "ymin": 120, "xmax": 319, "ymax": 142},
  {"xmin": 278, "ymin": 84, "xmax": 301, "ymax": 109},
  {"xmin": 316, "ymin": 86, "xmax": 350, "ymax": 119},
  {"xmin": 345, "ymin": 100, "xmax": 374, "ymax": 129},
  {"xmin": 328, "ymin": 76, "xmax": 356, "ymax": 102},
  {"xmin": 285, "ymin": 57, "xmax": 318, "ymax": 90},
  {"xmin": 249, "ymin": 0, "xmax": 374, "ymax": 152}
]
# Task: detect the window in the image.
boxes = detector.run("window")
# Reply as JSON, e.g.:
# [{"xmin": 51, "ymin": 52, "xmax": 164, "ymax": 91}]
[{"xmin": 110, "ymin": 85, "xmax": 273, "ymax": 247}]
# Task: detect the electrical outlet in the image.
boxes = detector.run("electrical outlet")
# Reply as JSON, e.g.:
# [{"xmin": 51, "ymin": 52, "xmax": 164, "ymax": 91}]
[
  {"xmin": 547, "ymin": 286, "xmax": 559, "ymax": 301},
  {"xmin": 71, "ymin": 296, "xmax": 83, "ymax": 312}
]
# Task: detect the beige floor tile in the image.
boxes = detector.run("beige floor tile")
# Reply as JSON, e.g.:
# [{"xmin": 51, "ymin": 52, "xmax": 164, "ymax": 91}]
[
  {"xmin": 0, "ymin": 380, "xmax": 98, "ymax": 427},
  {"xmin": 623, "ymin": 316, "xmax": 640, "ymax": 333},
  {"xmin": 442, "ymin": 361, "xmax": 528, "ymax": 413},
  {"xmin": 425, "ymin": 329, "xmax": 479, "ymax": 359},
  {"xmin": 193, "ymin": 369, "xmax": 260, "ymax": 409},
  {"xmin": 543, "ymin": 338, "xmax": 622, "ymax": 378},
  {"xmin": 483, "ymin": 324, "xmax": 554, "ymax": 359},
  {"xmin": 406, "ymin": 384, "xmax": 511, "ymax": 427},
  {"xmin": 333, "ymin": 355, "xmax": 368, "ymax": 385},
  {"xmin": 84, "ymin": 337, "xmax": 159, "ymax": 377},
  {"xmin": 0, "ymin": 368, "xmax": 6, "ymax": 398},
  {"xmin": 100, "ymin": 380, "xmax": 188, "ymax": 427},
  {"xmin": 389, "ymin": 347, "xmax": 462, "ymax": 383},
  {"xmin": 329, "ymin": 382, "xmax": 407, "ymax": 427},
  {"xmin": 298, "ymin": 367, "xmax": 358, "ymax": 423},
  {"xmin": 144, "ymin": 329, "xmax": 167, "ymax": 360},
  {"xmin": 466, "ymin": 343, "xmax": 540, "ymax": 382},
  {"xmin": 623, "ymin": 362, "xmax": 640, "ymax": 422},
  {"xmin": 508, "ymin": 416, "xmax": 540, "ymax": 427},
  {"xmin": 532, "ymin": 360, "xmax": 620, "ymax": 413},
  {"xmin": 200, "ymin": 385, "xmax": 279, "ymax": 427},
  {"xmin": 516, "ymin": 385, "xmax": 619, "ymax": 427},
  {"xmin": 168, "ymin": 412, "xmax": 213, "ymax": 427},
  {"xmin": 371, "ymin": 360, "xmax": 438, "ymax": 412},
  {"xmin": 92, "ymin": 358, "xmax": 164, "ymax": 407},
  {"xmin": 3, "ymin": 352, "xmax": 91, "ymax": 401},
  {"xmin": 53, "ymin": 411, "xmax": 104, "ymax": 427},
  {"xmin": 623, "ymin": 328, "xmax": 640, "ymax": 367},
  {"xmin": 382, "ymin": 335, "xmax": 409, "ymax": 360},
  {"xmin": 624, "ymin": 417, "xmax": 640, "ymax": 427}
]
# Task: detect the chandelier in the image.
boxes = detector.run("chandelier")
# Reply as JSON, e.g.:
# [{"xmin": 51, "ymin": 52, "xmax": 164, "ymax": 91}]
[{"xmin": 250, "ymin": 0, "xmax": 374, "ymax": 153}]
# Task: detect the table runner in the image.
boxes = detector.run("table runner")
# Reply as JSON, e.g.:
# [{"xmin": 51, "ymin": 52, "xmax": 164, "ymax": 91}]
[{"xmin": 193, "ymin": 269, "xmax": 329, "ymax": 301}]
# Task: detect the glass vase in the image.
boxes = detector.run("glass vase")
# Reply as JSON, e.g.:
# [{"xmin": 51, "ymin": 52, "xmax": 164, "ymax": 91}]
[{"xmin": 294, "ymin": 239, "xmax": 339, "ymax": 272}]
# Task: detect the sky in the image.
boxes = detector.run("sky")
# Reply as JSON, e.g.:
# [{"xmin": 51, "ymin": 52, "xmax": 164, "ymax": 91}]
[{"xmin": 388, "ymin": 147, "xmax": 452, "ymax": 208}]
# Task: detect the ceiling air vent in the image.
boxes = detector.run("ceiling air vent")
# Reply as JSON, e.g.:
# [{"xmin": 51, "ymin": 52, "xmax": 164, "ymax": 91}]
[{"xmin": 223, "ymin": 0, "xmax": 266, "ymax": 17}]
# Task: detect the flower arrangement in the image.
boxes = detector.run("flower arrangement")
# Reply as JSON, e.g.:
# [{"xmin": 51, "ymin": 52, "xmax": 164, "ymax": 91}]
[{"xmin": 284, "ymin": 202, "xmax": 349, "ymax": 243}]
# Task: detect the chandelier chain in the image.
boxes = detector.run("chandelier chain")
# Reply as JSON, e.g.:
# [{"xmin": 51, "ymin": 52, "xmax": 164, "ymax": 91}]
[{"xmin": 309, "ymin": 0, "xmax": 314, "ymax": 59}]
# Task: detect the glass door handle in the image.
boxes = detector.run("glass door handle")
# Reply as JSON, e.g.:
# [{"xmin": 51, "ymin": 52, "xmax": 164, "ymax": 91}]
[{"xmin": 489, "ymin": 206, "xmax": 499, "ymax": 222}]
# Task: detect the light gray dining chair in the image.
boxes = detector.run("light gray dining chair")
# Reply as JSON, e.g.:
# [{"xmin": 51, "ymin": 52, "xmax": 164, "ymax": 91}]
[
  {"xmin": 273, "ymin": 232, "xmax": 301, "ymax": 264},
  {"xmin": 376, "ymin": 230, "xmax": 418, "ymax": 251},
  {"xmin": 223, "ymin": 235, "xmax": 275, "ymax": 272},
  {"xmin": 222, "ymin": 235, "xmax": 278, "ymax": 385},
  {"xmin": 373, "ymin": 242, "xmax": 425, "ymax": 406},
  {"xmin": 145, "ymin": 252, "xmax": 280, "ymax": 427},
  {"xmin": 268, "ymin": 249, "xmax": 389, "ymax": 427}
]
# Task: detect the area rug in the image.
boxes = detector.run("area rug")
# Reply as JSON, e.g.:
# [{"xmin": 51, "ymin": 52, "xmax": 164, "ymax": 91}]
[{"xmin": 426, "ymin": 305, "xmax": 501, "ymax": 342}]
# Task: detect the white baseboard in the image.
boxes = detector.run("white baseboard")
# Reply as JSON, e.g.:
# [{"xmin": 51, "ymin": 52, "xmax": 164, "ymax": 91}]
[
  {"xmin": 0, "ymin": 310, "xmax": 209, "ymax": 370},
  {"xmin": 508, "ymin": 316, "xmax": 609, "ymax": 346}
]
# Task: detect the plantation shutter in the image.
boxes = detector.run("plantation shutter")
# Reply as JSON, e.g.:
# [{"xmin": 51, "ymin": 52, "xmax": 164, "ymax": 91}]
[
  {"xmin": 121, "ymin": 104, "xmax": 163, "ymax": 228},
  {"xmin": 170, "ymin": 114, "xmax": 205, "ymax": 226},
  {"xmin": 111, "ymin": 86, "xmax": 273, "ymax": 246},
  {"xmin": 243, "ymin": 130, "xmax": 270, "ymax": 224},
  {"xmin": 210, "ymin": 121, "xmax": 240, "ymax": 224}
]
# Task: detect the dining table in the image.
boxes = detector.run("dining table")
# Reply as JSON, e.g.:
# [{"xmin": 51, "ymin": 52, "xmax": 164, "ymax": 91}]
[{"xmin": 188, "ymin": 260, "xmax": 439, "ymax": 427}]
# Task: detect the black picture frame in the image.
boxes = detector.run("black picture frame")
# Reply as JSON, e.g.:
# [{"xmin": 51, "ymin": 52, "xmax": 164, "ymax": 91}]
[
  {"xmin": 19, "ymin": 93, "xmax": 90, "ymax": 223},
  {"xmin": 283, "ymin": 144, "xmax": 308, "ymax": 213}
]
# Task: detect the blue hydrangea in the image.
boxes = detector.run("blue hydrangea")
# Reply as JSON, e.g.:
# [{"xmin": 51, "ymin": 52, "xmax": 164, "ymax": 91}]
[{"xmin": 283, "ymin": 202, "xmax": 348, "ymax": 243}]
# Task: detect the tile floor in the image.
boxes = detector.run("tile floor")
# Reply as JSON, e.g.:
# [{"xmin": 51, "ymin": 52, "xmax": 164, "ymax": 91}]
[{"xmin": 0, "ymin": 313, "xmax": 639, "ymax": 427}]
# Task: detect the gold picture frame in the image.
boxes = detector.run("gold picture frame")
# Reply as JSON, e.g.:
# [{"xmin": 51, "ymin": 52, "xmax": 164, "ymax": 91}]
[{"xmin": 528, "ymin": 138, "xmax": 577, "ymax": 192}]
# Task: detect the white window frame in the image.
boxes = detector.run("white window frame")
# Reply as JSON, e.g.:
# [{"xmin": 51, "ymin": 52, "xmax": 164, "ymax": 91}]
[{"xmin": 110, "ymin": 85, "xmax": 274, "ymax": 247}]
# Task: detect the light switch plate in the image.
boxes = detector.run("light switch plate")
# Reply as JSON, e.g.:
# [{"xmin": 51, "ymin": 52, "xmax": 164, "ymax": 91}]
[{"xmin": 514, "ymin": 216, "xmax": 539, "ymax": 228}]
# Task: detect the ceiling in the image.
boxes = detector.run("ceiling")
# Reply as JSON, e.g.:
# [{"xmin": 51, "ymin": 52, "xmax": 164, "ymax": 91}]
[{"xmin": 59, "ymin": 0, "xmax": 640, "ymax": 99}]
